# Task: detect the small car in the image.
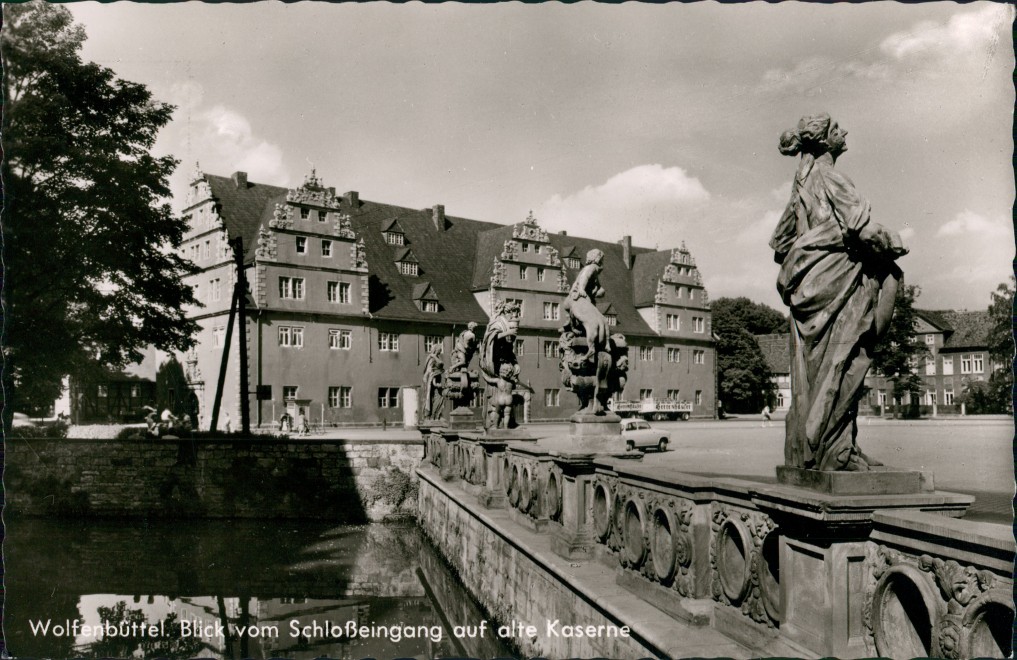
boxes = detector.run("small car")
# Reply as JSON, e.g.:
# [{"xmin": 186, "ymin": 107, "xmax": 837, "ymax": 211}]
[{"xmin": 620, "ymin": 418, "xmax": 670, "ymax": 452}]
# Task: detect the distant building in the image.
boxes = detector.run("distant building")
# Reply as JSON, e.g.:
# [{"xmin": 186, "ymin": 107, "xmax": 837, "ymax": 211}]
[
  {"xmin": 864, "ymin": 309, "xmax": 995, "ymax": 413},
  {"xmin": 177, "ymin": 167, "xmax": 717, "ymax": 428},
  {"xmin": 65, "ymin": 346, "xmax": 160, "ymax": 423},
  {"xmin": 754, "ymin": 333, "xmax": 791, "ymax": 411}
]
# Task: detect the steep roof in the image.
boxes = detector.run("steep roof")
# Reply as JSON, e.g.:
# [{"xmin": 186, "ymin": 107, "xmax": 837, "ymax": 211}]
[
  {"xmin": 204, "ymin": 175, "xmax": 287, "ymax": 264},
  {"xmin": 632, "ymin": 250, "xmax": 674, "ymax": 307},
  {"xmin": 754, "ymin": 333, "xmax": 791, "ymax": 374},
  {"xmin": 921, "ymin": 309, "xmax": 992, "ymax": 351}
]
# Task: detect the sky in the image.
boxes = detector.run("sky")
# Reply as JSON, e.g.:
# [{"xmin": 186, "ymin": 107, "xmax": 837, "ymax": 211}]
[{"xmin": 66, "ymin": 1, "xmax": 1015, "ymax": 312}]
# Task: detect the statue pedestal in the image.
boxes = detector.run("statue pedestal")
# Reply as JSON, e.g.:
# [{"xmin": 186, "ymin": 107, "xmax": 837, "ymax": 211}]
[
  {"xmin": 447, "ymin": 407, "xmax": 481, "ymax": 431},
  {"xmin": 776, "ymin": 465, "xmax": 933, "ymax": 495},
  {"xmin": 567, "ymin": 412, "xmax": 634, "ymax": 456},
  {"xmin": 751, "ymin": 476, "xmax": 973, "ymax": 658}
]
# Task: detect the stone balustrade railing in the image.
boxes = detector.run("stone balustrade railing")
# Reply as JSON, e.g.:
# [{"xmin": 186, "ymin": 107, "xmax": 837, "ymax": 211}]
[{"xmin": 419, "ymin": 426, "xmax": 1014, "ymax": 658}]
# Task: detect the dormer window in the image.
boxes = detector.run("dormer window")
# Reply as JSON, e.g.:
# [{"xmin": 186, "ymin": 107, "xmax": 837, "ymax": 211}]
[
  {"xmin": 385, "ymin": 232, "xmax": 405, "ymax": 246},
  {"xmin": 606, "ymin": 314, "xmax": 618, "ymax": 326},
  {"xmin": 565, "ymin": 257, "xmax": 581, "ymax": 270},
  {"xmin": 399, "ymin": 261, "xmax": 418, "ymax": 276},
  {"xmin": 413, "ymin": 282, "xmax": 439, "ymax": 313},
  {"xmin": 421, "ymin": 300, "xmax": 438, "ymax": 313},
  {"xmin": 300, "ymin": 208, "xmax": 310, "ymax": 220}
]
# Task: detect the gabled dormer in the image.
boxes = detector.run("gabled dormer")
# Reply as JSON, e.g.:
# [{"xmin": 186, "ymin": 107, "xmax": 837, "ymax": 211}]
[
  {"xmin": 394, "ymin": 247, "xmax": 420, "ymax": 276},
  {"xmin": 286, "ymin": 169, "xmax": 342, "ymax": 223},
  {"xmin": 561, "ymin": 246, "xmax": 582, "ymax": 271},
  {"xmin": 382, "ymin": 217, "xmax": 407, "ymax": 246},
  {"xmin": 412, "ymin": 282, "xmax": 440, "ymax": 313},
  {"xmin": 598, "ymin": 302, "xmax": 619, "ymax": 327}
]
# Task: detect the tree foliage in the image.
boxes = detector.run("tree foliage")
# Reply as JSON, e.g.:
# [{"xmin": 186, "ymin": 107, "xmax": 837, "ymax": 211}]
[
  {"xmin": 980, "ymin": 275, "xmax": 1015, "ymax": 413},
  {"xmin": 869, "ymin": 283, "xmax": 927, "ymax": 403},
  {"xmin": 2, "ymin": 3, "xmax": 198, "ymax": 415},
  {"xmin": 712, "ymin": 297, "xmax": 784, "ymax": 413}
]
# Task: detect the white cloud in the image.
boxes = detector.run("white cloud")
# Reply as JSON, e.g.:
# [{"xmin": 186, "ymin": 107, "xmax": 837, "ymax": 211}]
[
  {"xmin": 881, "ymin": 5, "xmax": 1011, "ymax": 62},
  {"xmin": 199, "ymin": 105, "xmax": 287, "ymax": 183},
  {"xmin": 536, "ymin": 164, "xmax": 709, "ymax": 243},
  {"xmin": 936, "ymin": 209, "xmax": 1011, "ymax": 238}
]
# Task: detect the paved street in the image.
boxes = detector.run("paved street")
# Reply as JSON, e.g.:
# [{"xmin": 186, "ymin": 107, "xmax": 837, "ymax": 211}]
[{"xmin": 329, "ymin": 416, "xmax": 1014, "ymax": 525}]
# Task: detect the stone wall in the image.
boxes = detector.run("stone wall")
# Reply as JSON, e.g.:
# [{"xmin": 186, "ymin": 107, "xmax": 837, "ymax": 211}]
[{"xmin": 5, "ymin": 437, "xmax": 422, "ymax": 521}]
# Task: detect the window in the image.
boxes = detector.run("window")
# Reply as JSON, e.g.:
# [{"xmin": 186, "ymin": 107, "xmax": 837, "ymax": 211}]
[
  {"xmin": 300, "ymin": 208, "xmax": 309, "ymax": 220},
  {"xmin": 193, "ymin": 283, "xmax": 201, "ymax": 302},
  {"xmin": 519, "ymin": 266, "xmax": 528, "ymax": 280},
  {"xmin": 321, "ymin": 240, "xmax": 333, "ymax": 257},
  {"xmin": 212, "ymin": 325, "xmax": 225, "ymax": 347},
  {"xmin": 421, "ymin": 300, "xmax": 439, "ymax": 313},
  {"xmin": 543, "ymin": 302, "xmax": 560, "ymax": 321},
  {"xmin": 693, "ymin": 349, "xmax": 705, "ymax": 364},
  {"xmin": 925, "ymin": 334, "xmax": 936, "ymax": 345},
  {"xmin": 942, "ymin": 356, "xmax": 954, "ymax": 375},
  {"xmin": 318, "ymin": 210, "xmax": 328, "ymax": 222},
  {"xmin": 926, "ymin": 390, "xmax": 937, "ymax": 406},
  {"xmin": 677, "ymin": 286, "xmax": 685, "ymax": 299},
  {"xmin": 329, "ymin": 329, "xmax": 352, "ymax": 350},
  {"xmin": 667, "ymin": 389, "xmax": 680, "ymax": 400},
  {"xmin": 689, "ymin": 290, "xmax": 696, "ymax": 300},
  {"xmin": 379, "ymin": 332, "xmax": 400, "ymax": 352},
  {"xmin": 399, "ymin": 262, "xmax": 419, "ymax": 276},
  {"xmin": 544, "ymin": 341, "xmax": 559, "ymax": 358},
  {"xmin": 327, "ymin": 281, "xmax": 352, "ymax": 304},
  {"xmin": 666, "ymin": 314, "xmax": 680, "ymax": 331},
  {"xmin": 534, "ymin": 245, "xmax": 541, "ymax": 254},
  {"xmin": 943, "ymin": 390, "xmax": 954, "ymax": 405},
  {"xmin": 605, "ymin": 314, "xmax": 618, "ymax": 326},
  {"xmin": 960, "ymin": 355, "xmax": 972, "ymax": 374},
  {"xmin": 211, "ymin": 278, "xmax": 222, "ymax": 302},
  {"xmin": 972, "ymin": 354, "xmax": 984, "ymax": 373},
  {"xmin": 329, "ymin": 386, "xmax": 352, "ymax": 408},
  {"xmin": 565, "ymin": 257, "xmax": 581, "ymax": 270},
  {"xmin": 278, "ymin": 326, "xmax": 304, "ymax": 348},
  {"xmin": 639, "ymin": 346, "xmax": 653, "ymax": 361},
  {"xmin": 204, "ymin": 240, "xmax": 211, "ymax": 259},
  {"xmin": 377, "ymin": 387, "xmax": 399, "ymax": 408},
  {"xmin": 278, "ymin": 277, "xmax": 305, "ymax": 299},
  {"xmin": 515, "ymin": 338, "xmax": 525, "ymax": 356},
  {"xmin": 925, "ymin": 357, "xmax": 935, "ymax": 375},
  {"xmin": 130, "ymin": 384, "xmax": 141, "ymax": 398},
  {"xmin": 283, "ymin": 385, "xmax": 298, "ymax": 400},
  {"xmin": 296, "ymin": 237, "xmax": 307, "ymax": 254},
  {"xmin": 667, "ymin": 348, "xmax": 681, "ymax": 363},
  {"xmin": 544, "ymin": 389, "xmax": 560, "ymax": 407},
  {"xmin": 536, "ymin": 268, "xmax": 546, "ymax": 282},
  {"xmin": 695, "ymin": 390, "xmax": 703, "ymax": 405},
  {"xmin": 385, "ymin": 232, "xmax": 405, "ymax": 246},
  {"xmin": 693, "ymin": 317, "xmax": 705, "ymax": 333},
  {"xmin": 424, "ymin": 335, "xmax": 442, "ymax": 353},
  {"xmin": 639, "ymin": 389, "xmax": 653, "ymax": 400},
  {"xmin": 98, "ymin": 385, "xmax": 108, "ymax": 398},
  {"xmin": 521, "ymin": 242, "xmax": 529, "ymax": 253}
]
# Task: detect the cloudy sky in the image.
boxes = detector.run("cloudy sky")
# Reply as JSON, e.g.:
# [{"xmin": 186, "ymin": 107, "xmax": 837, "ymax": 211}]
[{"xmin": 67, "ymin": 1, "xmax": 1014, "ymax": 311}]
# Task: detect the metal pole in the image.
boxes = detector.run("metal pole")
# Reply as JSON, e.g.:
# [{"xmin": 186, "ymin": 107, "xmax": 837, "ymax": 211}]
[
  {"xmin": 235, "ymin": 237, "xmax": 251, "ymax": 434},
  {"xmin": 209, "ymin": 285, "xmax": 239, "ymax": 432}
]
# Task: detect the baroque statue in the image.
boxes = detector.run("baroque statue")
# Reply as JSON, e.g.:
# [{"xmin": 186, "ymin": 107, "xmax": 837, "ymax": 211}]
[
  {"xmin": 559, "ymin": 249, "xmax": 629, "ymax": 415},
  {"xmin": 771, "ymin": 113, "xmax": 907, "ymax": 471},
  {"xmin": 445, "ymin": 322, "xmax": 480, "ymax": 411},
  {"xmin": 479, "ymin": 300, "xmax": 522, "ymax": 430},
  {"xmin": 421, "ymin": 344, "xmax": 445, "ymax": 421}
]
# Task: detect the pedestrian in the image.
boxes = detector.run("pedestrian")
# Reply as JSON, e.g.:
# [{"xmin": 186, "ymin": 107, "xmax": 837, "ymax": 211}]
[
  {"xmin": 280, "ymin": 412, "xmax": 291, "ymax": 433},
  {"xmin": 224, "ymin": 412, "xmax": 232, "ymax": 434},
  {"xmin": 295, "ymin": 407, "xmax": 308, "ymax": 436},
  {"xmin": 761, "ymin": 404, "xmax": 772, "ymax": 427}
]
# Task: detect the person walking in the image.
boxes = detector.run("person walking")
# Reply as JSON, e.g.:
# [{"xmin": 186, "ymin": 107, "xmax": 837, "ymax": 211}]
[{"xmin": 761, "ymin": 405, "xmax": 772, "ymax": 428}]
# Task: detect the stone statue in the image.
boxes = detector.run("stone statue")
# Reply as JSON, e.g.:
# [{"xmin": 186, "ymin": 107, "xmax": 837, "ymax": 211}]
[
  {"xmin": 445, "ymin": 322, "xmax": 480, "ymax": 411},
  {"xmin": 559, "ymin": 249, "xmax": 629, "ymax": 414},
  {"xmin": 421, "ymin": 344, "xmax": 445, "ymax": 421},
  {"xmin": 771, "ymin": 113, "xmax": 907, "ymax": 471},
  {"xmin": 479, "ymin": 300, "xmax": 521, "ymax": 429}
]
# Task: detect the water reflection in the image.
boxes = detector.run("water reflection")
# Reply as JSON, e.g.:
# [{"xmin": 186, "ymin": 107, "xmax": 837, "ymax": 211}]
[{"xmin": 5, "ymin": 518, "xmax": 515, "ymax": 659}]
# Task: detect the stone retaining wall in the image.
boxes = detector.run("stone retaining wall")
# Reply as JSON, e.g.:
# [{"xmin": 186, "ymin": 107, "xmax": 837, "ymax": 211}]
[{"xmin": 5, "ymin": 437, "xmax": 423, "ymax": 521}]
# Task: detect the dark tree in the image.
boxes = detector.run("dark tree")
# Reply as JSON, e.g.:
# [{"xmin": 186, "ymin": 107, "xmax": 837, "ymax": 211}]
[
  {"xmin": 2, "ymin": 3, "xmax": 198, "ymax": 416},
  {"xmin": 710, "ymin": 297, "xmax": 788, "ymax": 335},
  {"xmin": 981, "ymin": 275, "xmax": 1014, "ymax": 413},
  {"xmin": 870, "ymin": 283, "xmax": 927, "ymax": 413},
  {"xmin": 712, "ymin": 297, "xmax": 782, "ymax": 413}
]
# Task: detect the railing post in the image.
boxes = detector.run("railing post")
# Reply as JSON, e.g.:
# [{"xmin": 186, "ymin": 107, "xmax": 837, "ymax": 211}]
[{"xmin": 550, "ymin": 453, "xmax": 598, "ymax": 560}]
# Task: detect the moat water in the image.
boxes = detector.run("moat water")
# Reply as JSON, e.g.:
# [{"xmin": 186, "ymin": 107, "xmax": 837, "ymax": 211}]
[{"xmin": 5, "ymin": 518, "xmax": 515, "ymax": 659}]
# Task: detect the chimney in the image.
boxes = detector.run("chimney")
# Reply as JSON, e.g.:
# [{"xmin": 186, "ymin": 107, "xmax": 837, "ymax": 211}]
[
  {"xmin": 345, "ymin": 191, "xmax": 359, "ymax": 207},
  {"xmin": 432, "ymin": 204, "xmax": 446, "ymax": 231},
  {"xmin": 231, "ymin": 171, "xmax": 248, "ymax": 189},
  {"xmin": 620, "ymin": 235, "xmax": 632, "ymax": 269},
  {"xmin": 559, "ymin": 230, "xmax": 568, "ymax": 236}
]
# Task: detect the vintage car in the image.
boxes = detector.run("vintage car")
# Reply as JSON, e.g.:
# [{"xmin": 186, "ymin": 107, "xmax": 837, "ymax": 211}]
[{"xmin": 620, "ymin": 418, "xmax": 670, "ymax": 452}]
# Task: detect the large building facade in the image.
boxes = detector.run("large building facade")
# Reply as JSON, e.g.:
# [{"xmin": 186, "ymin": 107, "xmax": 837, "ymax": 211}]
[{"xmin": 178, "ymin": 167, "xmax": 716, "ymax": 428}]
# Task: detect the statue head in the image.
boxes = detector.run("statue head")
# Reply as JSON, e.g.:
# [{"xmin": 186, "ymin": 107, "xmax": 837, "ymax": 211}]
[
  {"xmin": 779, "ymin": 113, "xmax": 848, "ymax": 158},
  {"xmin": 585, "ymin": 248, "xmax": 604, "ymax": 267},
  {"xmin": 467, "ymin": 321, "xmax": 477, "ymax": 331}
]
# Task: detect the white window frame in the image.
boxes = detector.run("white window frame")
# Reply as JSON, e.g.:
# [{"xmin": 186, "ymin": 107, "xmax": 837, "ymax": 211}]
[
  {"xmin": 925, "ymin": 357, "xmax": 935, "ymax": 376},
  {"xmin": 639, "ymin": 388, "xmax": 653, "ymax": 400},
  {"xmin": 317, "ymin": 210, "xmax": 328, "ymax": 222},
  {"xmin": 543, "ymin": 302, "xmax": 560, "ymax": 321},
  {"xmin": 544, "ymin": 389, "xmax": 560, "ymax": 407},
  {"xmin": 693, "ymin": 317, "xmax": 705, "ymax": 333},
  {"xmin": 299, "ymin": 208, "xmax": 309, "ymax": 220},
  {"xmin": 283, "ymin": 385, "xmax": 298, "ymax": 400},
  {"xmin": 385, "ymin": 232, "xmax": 405, "ymax": 246},
  {"xmin": 421, "ymin": 300, "xmax": 439, "ymax": 313},
  {"xmin": 424, "ymin": 335, "xmax": 442, "ymax": 353},
  {"xmin": 544, "ymin": 341, "xmax": 559, "ymax": 358},
  {"xmin": 942, "ymin": 356, "xmax": 954, "ymax": 375},
  {"xmin": 399, "ymin": 261, "xmax": 419, "ymax": 276},
  {"xmin": 972, "ymin": 354, "xmax": 984, "ymax": 373},
  {"xmin": 639, "ymin": 346, "xmax": 653, "ymax": 361},
  {"xmin": 693, "ymin": 349, "xmax": 705, "ymax": 364},
  {"xmin": 666, "ymin": 314, "xmax": 680, "ymax": 331},
  {"xmin": 695, "ymin": 390, "xmax": 703, "ymax": 405},
  {"xmin": 321, "ymin": 240, "xmax": 332, "ymax": 257},
  {"xmin": 667, "ymin": 347, "xmax": 681, "ymax": 363},
  {"xmin": 536, "ymin": 267, "xmax": 545, "ymax": 282},
  {"xmin": 960, "ymin": 354, "xmax": 972, "ymax": 374},
  {"xmin": 379, "ymin": 332, "xmax": 400, "ymax": 352},
  {"xmin": 377, "ymin": 387, "xmax": 399, "ymax": 408},
  {"xmin": 296, "ymin": 236, "xmax": 307, "ymax": 254},
  {"xmin": 327, "ymin": 281, "xmax": 351, "ymax": 304},
  {"xmin": 667, "ymin": 389, "xmax": 680, "ymax": 400},
  {"xmin": 519, "ymin": 265, "xmax": 528, "ymax": 280}
]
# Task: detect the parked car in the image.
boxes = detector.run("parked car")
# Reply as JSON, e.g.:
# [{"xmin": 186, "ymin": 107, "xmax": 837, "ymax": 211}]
[{"xmin": 620, "ymin": 418, "xmax": 670, "ymax": 452}]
